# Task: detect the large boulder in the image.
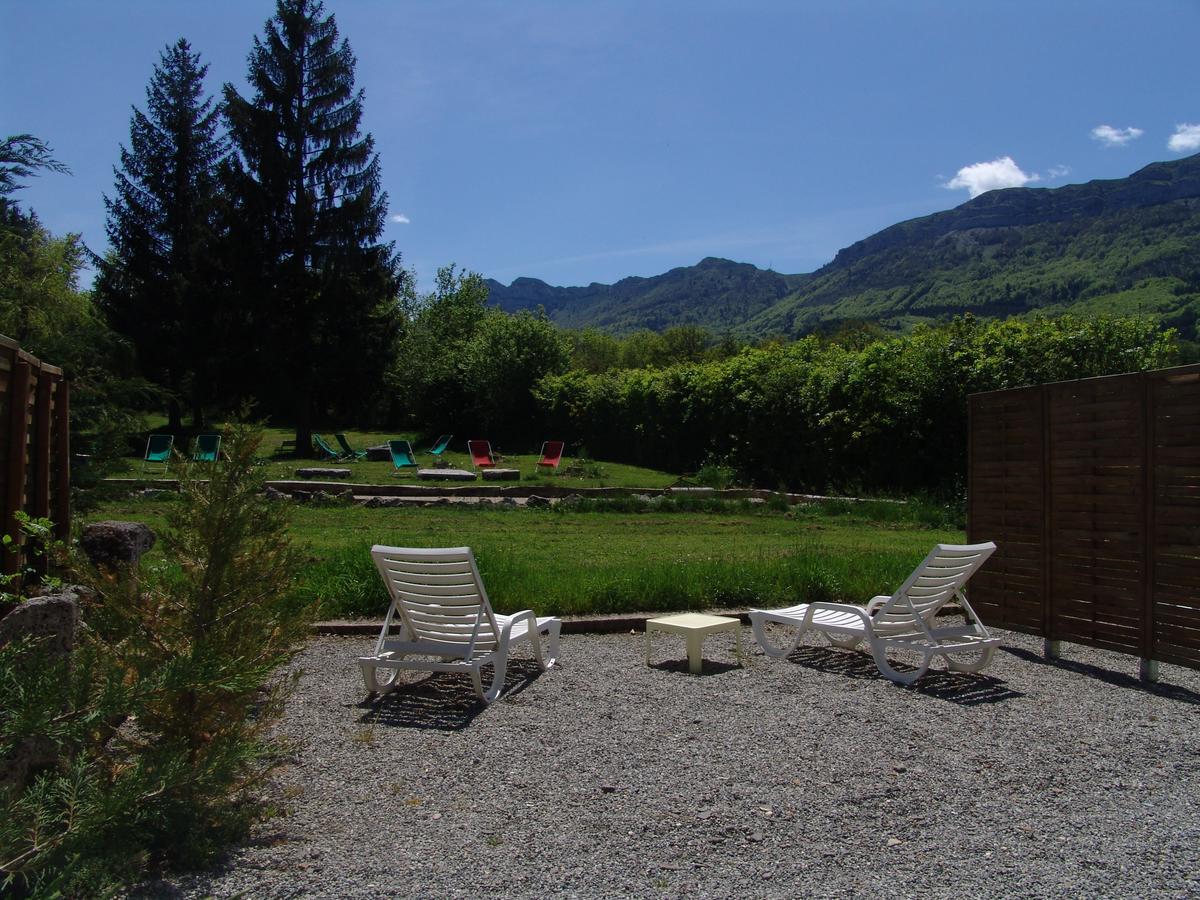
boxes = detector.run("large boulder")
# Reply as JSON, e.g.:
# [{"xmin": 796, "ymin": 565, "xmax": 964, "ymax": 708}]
[{"xmin": 80, "ymin": 520, "xmax": 156, "ymax": 569}]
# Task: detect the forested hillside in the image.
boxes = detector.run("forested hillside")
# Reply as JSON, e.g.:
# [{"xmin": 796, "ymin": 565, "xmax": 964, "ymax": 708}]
[
  {"xmin": 486, "ymin": 257, "xmax": 806, "ymax": 333},
  {"xmin": 489, "ymin": 154, "xmax": 1200, "ymax": 339}
]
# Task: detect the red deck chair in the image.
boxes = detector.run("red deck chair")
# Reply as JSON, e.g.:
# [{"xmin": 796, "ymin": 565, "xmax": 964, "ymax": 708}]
[
  {"xmin": 467, "ymin": 439, "xmax": 496, "ymax": 470},
  {"xmin": 537, "ymin": 440, "xmax": 565, "ymax": 473}
]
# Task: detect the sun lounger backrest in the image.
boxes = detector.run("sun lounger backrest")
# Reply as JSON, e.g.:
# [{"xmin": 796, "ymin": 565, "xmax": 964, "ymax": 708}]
[
  {"xmin": 872, "ymin": 542, "xmax": 996, "ymax": 629},
  {"xmin": 538, "ymin": 441, "xmax": 564, "ymax": 467},
  {"xmin": 193, "ymin": 433, "xmax": 221, "ymax": 461},
  {"xmin": 389, "ymin": 439, "xmax": 416, "ymax": 467},
  {"xmin": 371, "ymin": 546, "xmax": 500, "ymax": 657},
  {"xmin": 468, "ymin": 440, "xmax": 494, "ymax": 467},
  {"xmin": 145, "ymin": 434, "xmax": 173, "ymax": 461}
]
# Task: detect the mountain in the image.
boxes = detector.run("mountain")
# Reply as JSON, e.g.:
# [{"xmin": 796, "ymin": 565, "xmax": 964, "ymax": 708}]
[
  {"xmin": 486, "ymin": 153, "xmax": 1200, "ymax": 339},
  {"xmin": 485, "ymin": 257, "xmax": 807, "ymax": 333}
]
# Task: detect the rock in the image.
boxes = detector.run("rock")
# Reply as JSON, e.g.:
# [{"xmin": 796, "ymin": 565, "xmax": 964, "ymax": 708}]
[
  {"xmin": 0, "ymin": 592, "xmax": 80, "ymax": 656},
  {"xmin": 80, "ymin": 520, "xmax": 156, "ymax": 569},
  {"xmin": 0, "ymin": 591, "xmax": 82, "ymax": 796},
  {"xmin": 526, "ymin": 495, "xmax": 552, "ymax": 508},
  {"xmin": 417, "ymin": 468, "xmax": 476, "ymax": 481},
  {"xmin": 264, "ymin": 486, "xmax": 289, "ymax": 501},
  {"xmin": 295, "ymin": 468, "xmax": 352, "ymax": 479},
  {"xmin": 364, "ymin": 496, "xmax": 408, "ymax": 508},
  {"xmin": 481, "ymin": 468, "xmax": 520, "ymax": 481}
]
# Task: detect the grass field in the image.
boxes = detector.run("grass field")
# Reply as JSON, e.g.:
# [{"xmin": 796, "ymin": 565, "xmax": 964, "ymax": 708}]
[
  {"xmin": 82, "ymin": 493, "xmax": 964, "ymax": 620},
  {"xmin": 114, "ymin": 425, "xmax": 677, "ymax": 488}
]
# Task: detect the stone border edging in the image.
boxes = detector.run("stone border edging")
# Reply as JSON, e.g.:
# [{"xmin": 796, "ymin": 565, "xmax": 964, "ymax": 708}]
[
  {"xmin": 313, "ymin": 606, "xmax": 963, "ymax": 636},
  {"xmin": 105, "ymin": 477, "xmax": 896, "ymax": 506}
]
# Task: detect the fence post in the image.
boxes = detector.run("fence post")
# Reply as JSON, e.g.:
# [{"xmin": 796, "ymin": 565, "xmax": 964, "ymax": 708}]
[
  {"xmin": 3, "ymin": 360, "xmax": 32, "ymax": 578},
  {"xmin": 1040, "ymin": 384, "xmax": 1054, "ymax": 658},
  {"xmin": 1141, "ymin": 371, "xmax": 1157, "ymax": 682},
  {"xmin": 53, "ymin": 378, "xmax": 71, "ymax": 542},
  {"xmin": 30, "ymin": 370, "xmax": 53, "ymax": 577}
]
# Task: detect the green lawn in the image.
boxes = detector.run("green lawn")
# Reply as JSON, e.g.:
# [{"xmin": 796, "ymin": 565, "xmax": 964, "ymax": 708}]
[
  {"xmin": 82, "ymin": 494, "xmax": 963, "ymax": 620},
  {"xmin": 115, "ymin": 425, "xmax": 676, "ymax": 488}
]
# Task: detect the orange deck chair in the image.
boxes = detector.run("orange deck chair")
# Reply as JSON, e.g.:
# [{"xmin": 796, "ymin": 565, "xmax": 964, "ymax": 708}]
[
  {"xmin": 467, "ymin": 439, "xmax": 496, "ymax": 470},
  {"xmin": 537, "ymin": 440, "xmax": 565, "ymax": 473}
]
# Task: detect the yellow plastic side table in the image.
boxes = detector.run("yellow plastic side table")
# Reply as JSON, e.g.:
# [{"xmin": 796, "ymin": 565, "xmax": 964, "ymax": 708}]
[{"xmin": 645, "ymin": 613, "xmax": 743, "ymax": 674}]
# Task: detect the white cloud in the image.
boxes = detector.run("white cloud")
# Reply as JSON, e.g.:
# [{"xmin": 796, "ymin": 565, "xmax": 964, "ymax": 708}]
[
  {"xmin": 1046, "ymin": 164, "xmax": 1072, "ymax": 180},
  {"xmin": 1090, "ymin": 124, "xmax": 1143, "ymax": 147},
  {"xmin": 1168, "ymin": 123, "xmax": 1200, "ymax": 153},
  {"xmin": 944, "ymin": 157, "xmax": 1039, "ymax": 198},
  {"xmin": 390, "ymin": 213, "xmax": 411, "ymax": 224}
]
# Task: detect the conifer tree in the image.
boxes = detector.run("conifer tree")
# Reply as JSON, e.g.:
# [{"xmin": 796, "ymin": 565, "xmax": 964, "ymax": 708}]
[
  {"xmin": 97, "ymin": 39, "xmax": 225, "ymax": 429},
  {"xmin": 222, "ymin": 0, "xmax": 403, "ymax": 452}
]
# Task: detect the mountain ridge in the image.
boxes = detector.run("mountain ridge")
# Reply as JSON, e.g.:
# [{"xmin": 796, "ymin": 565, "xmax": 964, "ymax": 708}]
[{"xmin": 487, "ymin": 153, "xmax": 1200, "ymax": 338}]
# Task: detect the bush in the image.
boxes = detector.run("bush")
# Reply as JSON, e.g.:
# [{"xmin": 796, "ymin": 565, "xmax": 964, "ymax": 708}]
[
  {"xmin": 535, "ymin": 314, "xmax": 1177, "ymax": 492},
  {"xmin": 0, "ymin": 426, "xmax": 312, "ymax": 895}
]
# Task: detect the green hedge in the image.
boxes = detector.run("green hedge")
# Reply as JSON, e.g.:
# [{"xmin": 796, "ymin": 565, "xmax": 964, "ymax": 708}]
[{"xmin": 535, "ymin": 315, "xmax": 1177, "ymax": 492}]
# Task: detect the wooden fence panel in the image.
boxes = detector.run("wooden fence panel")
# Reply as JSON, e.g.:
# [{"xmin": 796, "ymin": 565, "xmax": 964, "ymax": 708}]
[
  {"xmin": 967, "ymin": 386, "xmax": 1046, "ymax": 634},
  {"xmin": 0, "ymin": 334, "xmax": 69, "ymax": 580},
  {"xmin": 1046, "ymin": 375, "xmax": 1146, "ymax": 657},
  {"xmin": 968, "ymin": 364, "xmax": 1200, "ymax": 674},
  {"xmin": 1150, "ymin": 368, "xmax": 1200, "ymax": 668}
]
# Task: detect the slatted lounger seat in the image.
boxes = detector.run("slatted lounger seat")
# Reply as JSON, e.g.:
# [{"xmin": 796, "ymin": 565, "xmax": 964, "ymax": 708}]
[
  {"xmin": 749, "ymin": 542, "xmax": 999, "ymax": 685},
  {"xmin": 358, "ymin": 545, "xmax": 561, "ymax": 703}
]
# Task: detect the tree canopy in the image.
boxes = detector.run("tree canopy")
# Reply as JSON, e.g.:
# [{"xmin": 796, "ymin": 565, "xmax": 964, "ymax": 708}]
[{"xmin": 221, "ymin": 0, "xmax": 403, "ymax": 450}]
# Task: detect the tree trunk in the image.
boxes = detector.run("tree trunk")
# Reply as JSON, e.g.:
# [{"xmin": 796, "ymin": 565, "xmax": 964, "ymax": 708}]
[
  {"xmin": 294, "ymin": 387, "xmax": 313, "ymax": 458},
  {"xmin": 167, "ymin": 398, "xmax": 183, "ymax": 432}
]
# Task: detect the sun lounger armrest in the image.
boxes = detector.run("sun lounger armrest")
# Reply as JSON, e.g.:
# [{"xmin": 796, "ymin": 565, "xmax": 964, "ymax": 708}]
[
  {"xmin": 498, "ymin": 609, "xmax": 538, "ymax": 641},
  {"xmin": 803, "ymin": 601, "xmax": 873, "ymax": 628},
  {"xmin": 865, "ymin": 595, "xmax": 890, "ymax": 616}
]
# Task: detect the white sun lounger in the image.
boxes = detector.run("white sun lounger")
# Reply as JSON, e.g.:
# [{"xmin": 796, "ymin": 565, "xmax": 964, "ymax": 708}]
[
  {"xmin": 358, "ymin": 545, "xmax": 561, "ymax": 703},
  {"xmin": 749, "ymin": 542, "xmax": 998, "ymax": 685}
]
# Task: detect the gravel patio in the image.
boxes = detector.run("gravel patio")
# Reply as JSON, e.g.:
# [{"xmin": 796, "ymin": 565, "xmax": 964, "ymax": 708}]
[{"xmin": 157, "ymin": 627, "xmax": 1199, "ymax": 898}]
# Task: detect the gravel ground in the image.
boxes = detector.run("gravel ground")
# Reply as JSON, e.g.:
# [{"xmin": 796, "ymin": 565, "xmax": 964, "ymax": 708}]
[{"xmin": 153, "ymin": 626, "xmax": 1199, "ymax": 899}]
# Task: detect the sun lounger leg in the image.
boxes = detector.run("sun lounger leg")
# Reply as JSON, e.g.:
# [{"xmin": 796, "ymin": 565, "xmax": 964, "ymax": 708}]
[
  {"xmin": 749, "ymin": 615, "xmax": 805, "ymax": 659},
  {"xmin": 945, "ymin": 646, "xmax": 995, "ymax": 674},
  {"xmin": 869, "ymin": 642, "xmax": 931, "ymax": 686}
]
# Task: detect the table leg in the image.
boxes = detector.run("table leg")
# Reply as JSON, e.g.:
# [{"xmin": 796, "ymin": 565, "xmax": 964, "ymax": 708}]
[
  {"xmin": 686, "ymin": 632, "xmax": 703, "ymax": 674},
  {"xmin": 645, "ymin": 626, "xmax": 653, "ymax": 666},
  {"xmin": 735, "ymin": 626, "xmax": 743, "ymax": 666}
]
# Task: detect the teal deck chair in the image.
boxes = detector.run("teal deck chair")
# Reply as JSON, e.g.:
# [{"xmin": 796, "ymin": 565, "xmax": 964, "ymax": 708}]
[
  {"xmin": 335, "ymin": 433, "xmax": 367, "ymax": 460},
  {"xmin": 142, "ymin": 434, "xmax": 174, "ymax": 473},
  {"xmin": 192, "ymin": 433, "xmax": 222, "ymax": 462},
  {"xmin": 313, "ymin": 434, "xmax": 345, "ymax": 461},
  {"xmin": 388, "ymin": 439, "xmax": 417, "ymax": 475},
  {"xmin": 428, "ymin": 434, "xmax": 453, "ymax": 457}
]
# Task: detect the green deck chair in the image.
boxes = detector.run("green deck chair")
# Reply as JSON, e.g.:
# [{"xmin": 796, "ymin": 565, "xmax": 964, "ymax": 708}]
[
  {"xmin": 428, "ymin": 434, "xmax": 453, "ymax": 457},
  {"xmin": 313, "ymin": 434, "xmax": 346, "ymax": 461},
  {"xmin": 142, "ymin": 434, "xmax": 174, "ymax": 473},
  {"xmin": 388, "ymin": 439, "xmax": 417, "ymax": 475},
  {"xmin": 335, "ymin": 433, "xmax": 367, "ymax": 460},
  {"xmin": 192, "ymin": 433, "xmax": 222, "ymax": 462}
]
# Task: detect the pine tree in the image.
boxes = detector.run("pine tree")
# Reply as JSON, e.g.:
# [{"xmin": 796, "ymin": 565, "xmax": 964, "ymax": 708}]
[
  {"xmin": 222, "ymin": 0, "xmax": 403, "ymax": 453},
  {"xmin": 97, "ymin": 39, "xmax": 225, "ymax": 429}
]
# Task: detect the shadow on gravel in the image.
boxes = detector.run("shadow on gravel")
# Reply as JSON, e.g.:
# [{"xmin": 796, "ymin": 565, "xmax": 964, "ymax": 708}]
[
  {"xmin": 354, "ymin": 659, "xmax": 547, "ymax": 731},
  {"xmin": 783, "ymin": 646, "xmax": 1023, "ymax": 705},
  {"xmin": 647, "ymin": 659, "xmax": 743, "ymax": 676},
  {"xmin": 1002, "ymin": 647, "xmax": 1200, "ymax": 705}
]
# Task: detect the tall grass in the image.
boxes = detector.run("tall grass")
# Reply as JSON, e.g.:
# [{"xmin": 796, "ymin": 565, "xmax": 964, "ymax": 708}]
[{"xmin": 304, "ymin": 538, "xmax": 929, "ymax": 619}]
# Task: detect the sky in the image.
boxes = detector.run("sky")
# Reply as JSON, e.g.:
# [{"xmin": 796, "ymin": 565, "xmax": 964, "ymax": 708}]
[{"xmin": 3, "ymin": 0, "xmax": 1198, "ymax": 293}]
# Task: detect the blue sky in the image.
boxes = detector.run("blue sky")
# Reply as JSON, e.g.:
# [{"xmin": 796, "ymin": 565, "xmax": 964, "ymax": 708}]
[{"xmin": 3, "ymin": 0, "xmax": 1198, "ymax": 292}]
